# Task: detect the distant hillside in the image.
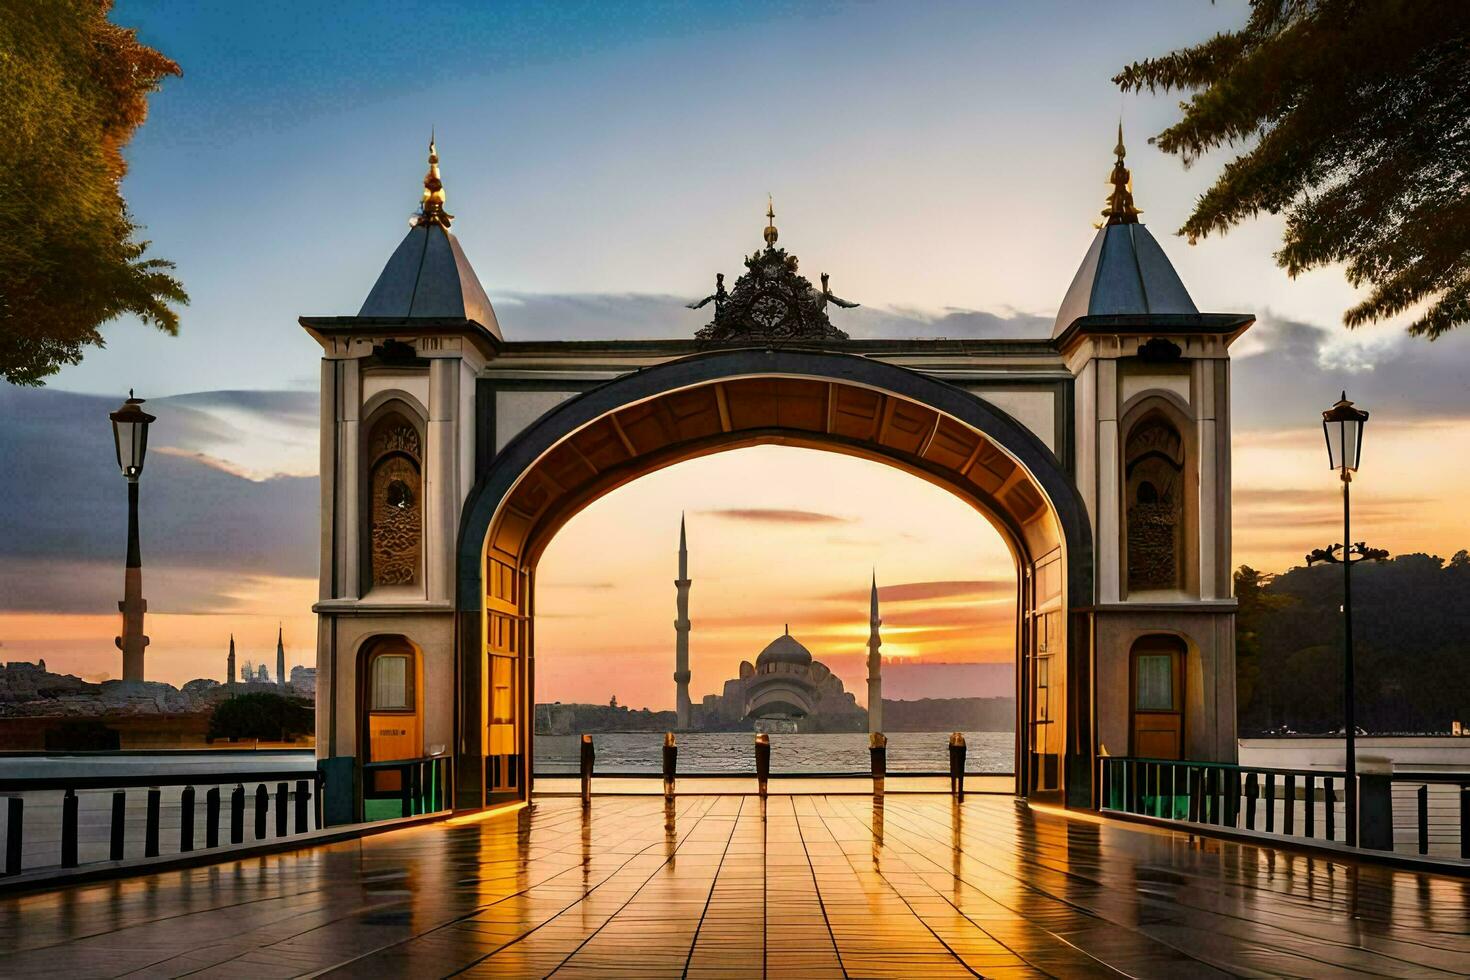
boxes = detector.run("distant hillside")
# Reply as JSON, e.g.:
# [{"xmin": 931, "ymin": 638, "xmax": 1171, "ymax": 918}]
[
  {"xmin": 882, "ymin": 697, "xmax": 1014, "ymax": 732},
  {"xmin": 1237, "ymin": 555, "xmax": 1470, "ymax": 735}
]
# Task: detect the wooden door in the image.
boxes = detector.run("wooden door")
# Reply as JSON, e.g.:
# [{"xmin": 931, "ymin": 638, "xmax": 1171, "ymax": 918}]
[{"xmin": 1130, "ymin": 636, "xmax": 1183, "ymax": 760}]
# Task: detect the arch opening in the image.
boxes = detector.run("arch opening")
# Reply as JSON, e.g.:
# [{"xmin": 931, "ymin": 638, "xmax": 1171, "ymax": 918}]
[
  {"xmin": 454, "ymin": 350, "xmax": 1095, "ymax": 809},
  {"xmin": 534, "ymin": 445, "xmax": 1017, "ymax": 756}
]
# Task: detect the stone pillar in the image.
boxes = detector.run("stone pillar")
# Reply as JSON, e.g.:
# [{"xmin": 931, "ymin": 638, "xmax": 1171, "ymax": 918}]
[
  {"xmin": 115, "ymin": 480, "xmax": 149, "ymax": 682},
  {"xmin": 337, "ymin": 360, "xmax": 361, "ymax": 599},
  {"xmin": 427, "ymin": 358, "xmax": 458, "ymax": 602}
]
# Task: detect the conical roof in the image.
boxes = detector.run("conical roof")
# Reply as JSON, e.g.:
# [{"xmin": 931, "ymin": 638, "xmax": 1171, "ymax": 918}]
[
  {"xmin": 357, "ymin": 140, "xmax": 502, "ymax": 339},
  {"xmin": 1053, "ymin": 127, "xmax": 1196, "ymax": 338},
  {"xmin": 1052, "ymin": 223, "xmax": 1197, "ymax": 337}
]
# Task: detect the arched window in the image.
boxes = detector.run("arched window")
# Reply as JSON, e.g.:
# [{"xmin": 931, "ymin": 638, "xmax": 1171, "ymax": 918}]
[
  {"xmin": 366, "ymin": 411, "xmax": 422, "ymax": 588},
  {"xmin": 1124, "ymin": 415, "xmax": 1185, "ymax": 592}
]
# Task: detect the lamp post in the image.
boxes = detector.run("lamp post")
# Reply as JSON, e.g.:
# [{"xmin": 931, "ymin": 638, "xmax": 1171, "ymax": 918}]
[
  {"xmin": 1305, "ymin": 392, "xmax": 1386, "ymax": 848},
  {"xmin": 110, "ymin": 391, "xmax": 155, "ymax": 682}
]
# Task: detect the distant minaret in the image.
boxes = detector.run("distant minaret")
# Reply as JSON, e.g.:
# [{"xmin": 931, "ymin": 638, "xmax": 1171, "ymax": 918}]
[
  {"xmin": 674, "ymin": 514, "xmax": 692, "ymax": 729},
  {"xmin": 867, "ymin": 571, "xmax": 883, "ymax": 733},
  {"xmin": 276, "ymin": 625, "xmax": 286, "ymax": 690},
  {"xmin": 227, "ymin": 634, "xmax": 236, "ymax": 688}
]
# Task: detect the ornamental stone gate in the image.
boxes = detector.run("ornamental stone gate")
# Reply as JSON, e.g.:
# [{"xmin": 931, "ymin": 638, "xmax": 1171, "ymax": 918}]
[{"xmin": 303, "ymin": 136, "xmax": 1250, "ymax": 821}]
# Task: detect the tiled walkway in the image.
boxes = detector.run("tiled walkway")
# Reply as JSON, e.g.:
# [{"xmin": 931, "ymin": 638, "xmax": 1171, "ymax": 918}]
[{"xmin": 2, "ymin": 794, "xmax": 1468, "ymax": 978}]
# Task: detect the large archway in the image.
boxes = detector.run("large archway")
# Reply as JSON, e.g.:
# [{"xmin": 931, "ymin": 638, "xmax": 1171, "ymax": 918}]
[{"xmin": 454, "ymin": 349, "xmax": 1096, "ymax": 808}]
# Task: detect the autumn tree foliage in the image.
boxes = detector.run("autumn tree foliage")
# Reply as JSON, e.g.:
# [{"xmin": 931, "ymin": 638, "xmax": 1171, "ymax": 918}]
[
  {"xmin": 1116, "ymin": 1, "xmax": 1470, "ymax": 338},
  {"xmin": 0, "ymin": 0, "xmax": 186, "ymax": 385}
]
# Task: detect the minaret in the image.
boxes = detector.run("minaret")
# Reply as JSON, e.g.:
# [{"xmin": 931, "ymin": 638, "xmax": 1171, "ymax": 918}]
[
  {"xmin": 227, "ymin": 634, "xmax": 236, "ymax": 688},
  {"xmin": 276, "ymin": 625, "xmax": 286, "ymax": 690},
  {"xmin": 673, "ymin": 514, "xmax": 692, "ymax": 729},
  {"xmin": 867, "ymin": 571, "xmax": 883, "ymax": 733}
]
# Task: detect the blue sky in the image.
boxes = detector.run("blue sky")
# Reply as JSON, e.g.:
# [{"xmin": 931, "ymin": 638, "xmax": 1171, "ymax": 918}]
[
  {"xmin": 57, "ymin": 0, "xmax": 1347, "ymax": 397},
  {"xmin": 10, "ymin": 1, "xmax": 1470, "ymax": 692}
]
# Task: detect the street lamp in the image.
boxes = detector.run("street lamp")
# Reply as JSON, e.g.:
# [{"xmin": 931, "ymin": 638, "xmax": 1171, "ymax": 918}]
[
  {"xmin": 1305, "ymin": 392, "xmax": 1387, "ymax": 848},
  {"xmin": 109, "ymin": 390, "xmax": 155, "ymax": 683}
]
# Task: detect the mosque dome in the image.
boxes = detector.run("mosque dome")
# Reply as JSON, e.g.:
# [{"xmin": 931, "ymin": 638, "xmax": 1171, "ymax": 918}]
[{"xmin": 756, "ymin": 630, "xmax": 813, "ymax": 668}]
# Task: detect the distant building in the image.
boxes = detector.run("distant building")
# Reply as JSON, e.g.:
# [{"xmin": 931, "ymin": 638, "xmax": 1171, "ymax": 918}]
[
  {"xmin": 226, "ymin": 634, "xmax": 236, "ymax": 688},
  {"xmin": 256, "ymin": 663, "xmax": 269, "ymax": 684},
  {"xmin": 698, "ymin": 628, "xmax": 866, "ymax": 734},
  {"xmin": 676, "ymin": 523, "xmax": 871, "ymax": 734},
  {"xmin": 275, "ymin": 626, "xmax": 286, "ymax": 690},
  {"xmin": 289, "ymin": 665, "xmax": 317, "ymax": 696}
]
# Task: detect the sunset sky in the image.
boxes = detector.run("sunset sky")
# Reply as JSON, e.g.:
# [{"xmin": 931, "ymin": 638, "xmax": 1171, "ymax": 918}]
[{"xmin": 2, "ymin": 1, "xmax": 1468, "ymax": 708}]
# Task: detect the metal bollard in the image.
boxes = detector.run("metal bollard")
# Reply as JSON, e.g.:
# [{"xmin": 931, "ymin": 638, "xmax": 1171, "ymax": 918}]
[
  {"xmin": 662, "ymin": 732, "xmax": 677, "ymax": 799},
  {"xmin": 1461, "ymin": 785, "xmax": 1470, "ymax": 860},
  {"xmin": 1418, "ymin": 785, "xmax": 1429, "ymax": 855},
  {"xmin": 145, "ymin": 787, "xmax": 161, "ymax": 857},
  {"xmin": 295, "ymin": 779, "xmax": 311, "ymax": 833},
  {"xmin": 754, "ymin": 733, "xmax": 771, "ymax": 798},
  {"xmin": 110, "ymin": 791, "xmax": 126, "ymax": 862},
  {"xmin": 870, "ymin": 732, "xmax": 887, "ymax": 796},
  {"xmin": 255, "ymin": 784, "xmax": 269, "ymax": 840},
  {"xmin": 61, "ymin": 789, "xmax": 78, "ymax": 868},
  {"xmin": 948, "ymin": 733, "xmax": 967, "ymax": 802},
  {"xmin": 205, "ymin": 787, "xmax": 221, "ymax": 848},
  {"xmin": 230, "ymin": 784, "xmax": 245, "ymax": 845},
  {"xmin": 5, "ymin": 797, "xmax": 22, "ymax": 875},
  {"xmin": 580, "ymin": 734, "xmax": 595, "ymax": 807},
  {"xmin": 180, "ymin": 786, "xmax": 195, "ymax": 852}
]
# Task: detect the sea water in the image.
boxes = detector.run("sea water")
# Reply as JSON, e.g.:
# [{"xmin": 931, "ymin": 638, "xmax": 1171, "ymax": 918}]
[{"xmin": 534, "ymin": 730, "xmax": 1012, "ymax": 774}]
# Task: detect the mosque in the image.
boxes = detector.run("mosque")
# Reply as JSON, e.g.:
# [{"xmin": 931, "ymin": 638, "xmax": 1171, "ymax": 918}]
[
  {"xmin": 694, "ymin": 629, "xmax": 866, "ymax": 733},
  {"xmin": 675, "ymin": 517, "xmax": 884, "ymax": 733}
]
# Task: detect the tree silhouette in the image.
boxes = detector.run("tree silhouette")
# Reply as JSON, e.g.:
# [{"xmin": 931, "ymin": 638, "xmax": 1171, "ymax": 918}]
[
  {"xmin": 1117, "ymin": 1, "xmax": 1470, "ymax": 338},
  {"xmin": 1236, "ymin": 554, "xmax": 1470, "ymax": 734},
  {"xmin": 209, "ymin": 692, "xmax": 313, "ymax": 742}
]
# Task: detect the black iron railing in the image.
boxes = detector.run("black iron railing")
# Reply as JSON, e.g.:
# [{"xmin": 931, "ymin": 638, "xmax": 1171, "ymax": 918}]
[
  {"xmin": 1390, "ymin": 772, "xmax": 1470, "ymax": 858},
  {"xmin": 1100, "ymin": 757, "xmax": 1348, "ymax": 842},
  {"xmin": 0, "ymin": 768, "xmax": 322, "ymax": 877},
  {"xmin": 1101, "ymin": 757, "xmax": 1470, "ymax": 859},
  {"xmin": 362, "ymin": 756, "xmax": 451, "ymax": 820}
]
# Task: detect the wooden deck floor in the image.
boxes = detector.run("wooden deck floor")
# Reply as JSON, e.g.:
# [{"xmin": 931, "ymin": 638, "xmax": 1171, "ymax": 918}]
[{"xmin": 1, "ymin": 794, "xmax": 1468, "ymax": 978}]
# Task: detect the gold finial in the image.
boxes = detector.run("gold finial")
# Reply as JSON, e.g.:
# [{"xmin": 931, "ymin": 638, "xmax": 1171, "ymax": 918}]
[
  {"xmin": 417, "ymin": 135, "xmax": 453, "ymax": 228},
  {"xmin": 763, "ymin": 195, "xmax": 779, "ymax": 246},
  {"xmin": 1102, "ymin": 122, "xmax": 1141, "ymax": 225}
]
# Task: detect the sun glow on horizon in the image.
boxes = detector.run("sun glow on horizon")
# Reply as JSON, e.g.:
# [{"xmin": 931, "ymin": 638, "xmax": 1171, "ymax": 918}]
[{"xmin": 535, "ymin": 445, "xmax": 1018, "ymax": 711}]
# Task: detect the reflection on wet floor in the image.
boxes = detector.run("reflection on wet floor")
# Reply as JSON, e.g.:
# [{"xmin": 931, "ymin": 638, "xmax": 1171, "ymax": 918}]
[{"xmin": 1, "ymin": 794, "xmax": 1468, "ymax": 978}]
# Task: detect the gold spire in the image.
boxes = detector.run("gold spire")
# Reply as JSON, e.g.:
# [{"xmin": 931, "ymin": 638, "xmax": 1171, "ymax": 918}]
[
  {"xmin": 763, "ymin": 195, "xmax": 779, "ymax": 246},
  {"xmin": 1102, "ymin": 122, "xmax": 1141, "ymax": 225},
  {"xmin": 417, "ymin": 135, "xmax": 453, "ymax": 228}
]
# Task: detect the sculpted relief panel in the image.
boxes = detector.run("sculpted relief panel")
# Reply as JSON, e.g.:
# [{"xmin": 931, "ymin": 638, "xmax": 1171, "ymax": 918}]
[
  {"xmin": 1125, "ymin": 416, "xmax": 1184, "ymax": 592},
  {"xmin": 368, "ymin": 415, "xmax": 423, "ymax": 588}
]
